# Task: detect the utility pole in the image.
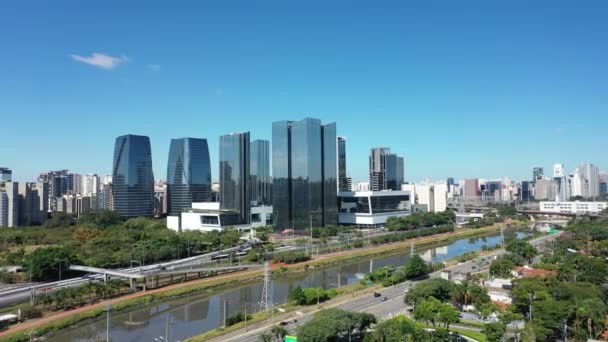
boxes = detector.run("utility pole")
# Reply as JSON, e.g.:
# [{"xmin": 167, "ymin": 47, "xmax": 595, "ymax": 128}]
[
  {"xmin": 260, "ymin": 261, "xmax": 272, "ymax": 315},
  {"xmin": 500, "ymin": 224, "xmax": 505, "ymax": 249},
  {"xmin": 309, "ymin": 215, "xmax": 313, "ymax": 257},
  {"xmin": 410, "ymin": 241, "xmax": 414, "ymax": 257},
  {"xmin": 223, "ymin": 299, "xmax": 227, "ymax": 328},
  {"xmin": 106, "ymin": 304, "xmax": 111, "ymax": 342}
]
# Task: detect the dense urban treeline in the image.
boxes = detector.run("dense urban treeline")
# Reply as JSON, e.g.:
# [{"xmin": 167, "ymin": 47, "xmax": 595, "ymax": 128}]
[
  {"xmin": 0, "ymin": 210, "xmax": 244, "ymax": 281},
  {"xmin": 385, "ymin": 210, "xmax": 456, "ymax": 231}
]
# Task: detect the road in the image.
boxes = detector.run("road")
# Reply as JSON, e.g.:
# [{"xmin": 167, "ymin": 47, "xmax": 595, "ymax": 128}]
[
  {"xmin": 0, "ymin": 239, "xmax": 259, "ymax": 308},
  {"xmin": 208, "ymin": 232, "xmax": 561, "ymax": 342}
]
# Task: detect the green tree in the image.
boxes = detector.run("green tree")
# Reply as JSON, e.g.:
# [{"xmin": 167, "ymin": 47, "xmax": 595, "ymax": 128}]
[
  {"xmin": 490, "ymin": 255, "xmax": 516, "ymax": 278},
  {"xmin": 405, "ymin": 278, "xmax": 453, "ymax": 306},
  {"xmin": 23, "ymin": 246, "xmax": 79, "ymax": 281},
  {"xmin": 271, "ymin": 326, "xmax": 287, "ymax": 341},
  {"xmin": 438, "ymin": 303, "xmax": 460, "ymax": 330},
  {"xmin": 403, "ymin": 254, "xmax": 428, "ymax": 280},
  {"xmin": 484, "ymin": 322, "xmax": 506, "ymax": 342},
  {"xmin": 413, "ymin": 296, "xmax": 442, "ymax": 327},
  {"xmin": 297, "ymin": 309, "xmax": 376, "ymax": 342},
  {"xmin": 506, "ymin": 240, "xmax": 538, "ymax": 264},
  {"xmin": 259, "ymin": 332, "xmax": 274, "ymax": 342}
]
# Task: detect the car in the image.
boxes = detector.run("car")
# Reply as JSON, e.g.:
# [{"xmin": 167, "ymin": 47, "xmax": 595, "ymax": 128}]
[
  {"xmin": 373, "ymin": 292, "xmax": 381, "ymax": 298},
  {"xmin": 280, "ymin": 321, "xmax": 289, "ymax": 326},
  {"xmin": 382, "ymin": 296, "xmax": 388, "ymax": 301}
]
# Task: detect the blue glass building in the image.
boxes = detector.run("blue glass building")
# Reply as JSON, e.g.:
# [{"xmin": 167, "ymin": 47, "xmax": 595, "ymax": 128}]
[
  {"xmin": 112, "ymin": 134, "xmax": 154, "ymax": 217},
  {"xmin": 220, "ymin": 132, "xmax": 250, "ymax": 224},
  {"xmin": 250, "ymin": 139, "xmax": 271, "ymax": 205},
  {"xmin": 272, "ymin": 118, "xmax": 337, "ymax": 231},
  {"xmin": 167, "ymin": 138, "xmax": 212, "ymax": 216}
]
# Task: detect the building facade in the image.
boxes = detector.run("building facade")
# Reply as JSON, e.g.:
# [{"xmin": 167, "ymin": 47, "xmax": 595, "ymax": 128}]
[
  {"xmin": 0, "ymin": 167, "xmax": 12, "ymax": 182},
  {"xmin": 166, "ymin": 138, "xmax": 212, "ymax": 216},
  {"xmin": 111, "ymin": 134, "xmax": 155, "ymax": 217},
  {"xmin": 82, "ymin": 174, "xmax": 100, "ymax": 197},
  {"xmin": 272, "ymin": 118, "xmax": 338, "ymax": 231},
  {"xmin": 250, "ymin": 139, "xmax": 271, "ymax": 205},
  {"xmin": 540, "ymin": 201, "xmax": 608, "ymax": 214},
  {"xmin": 338, "ymin": 190, "xmax": 411, "ymax": 228},
  {"xmin": 337, "ymin": 137, "xmax": 351, "ymax": 191},
  {"xmin": 220, "ymin": 132, "xmax": 251, "ymax": 224},
  {"xmin": 463, "ymin": 178, "xmax": 480, "ymax": 202}
]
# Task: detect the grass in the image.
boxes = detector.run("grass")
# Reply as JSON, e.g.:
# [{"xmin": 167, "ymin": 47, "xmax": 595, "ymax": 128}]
[
  {"xmin": 0, "ymin": 222, "xmax": 514, "ymax": 342},
  {"xmin": 450, "ymin": 326, "xmax": 488, "ymax": 342}
]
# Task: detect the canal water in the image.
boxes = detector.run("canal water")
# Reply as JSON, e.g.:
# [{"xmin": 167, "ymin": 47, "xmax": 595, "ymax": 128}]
[{"xmin": 47, "ymin": 231, "xmax": 527, "ymax": 342}]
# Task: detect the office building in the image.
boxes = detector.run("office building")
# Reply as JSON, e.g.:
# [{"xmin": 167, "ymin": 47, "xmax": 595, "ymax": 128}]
[
  {"xmin": 167, "ymin": 202, "xmax": 273, "ymax": 232},
  {"xmin": 600, "ymin": 172, "xmax": 608, "ymax": 195},
  {"xmin": 82, "ymin": 174, "xmax": 100, "ymax": 197},
  {"xmin": 337, "ymin": 137, "xmax": 352, "ymax": 192},
  {"xmin": 220, "ymin": 132, "xmax": 250, "ymax": 224},
  {"xmin": 38, "ymin": 170, "xmax": 69, "ymax": 210},
  {"xmin": 402, "ymin": 182, "xmax": 448, "ymax": 213},
  {"xmin": 540, "ymin": 201, "xmax": 608, "ymax": 214},
  {"xmin": 154, "ymin": 180, "xmax": 168, "ymax": 216},
  {"xmin": 463, "ymin": 178, "xmax": 480, "ymax": 202},
  {"xmin": 338, "ymin": 190, "xmax": 411, "ymax": 228},
  {"xmin": 0, "ymin": 168, "xmax": 12, "ymax": 182},
  {"xmin": 166, "ymin": 138, "xmax": 212, "ymax": 217},
  {"xmin": 356, "ymin": 182, "xmax": 370, "ymax": 192},
  {"xmin": 250, "ymin": 139, "xmax": 271, "ymax": 205},
  {"xmin": 67, "ymin": 173, "xmax": 82, "ymax": 194},
  {"xmin": 0, "ymin": 191, "xmax": 8, "ymax": 227},
  {"xmin": 272, "ymin": 118, "xmax": 337, "ymax": 231},
  {"xmin": 369, "ymin": 148, "xmax": 404, "ymax": 191},
  {"xmin": 112, "ymin": 134, "xmax": 155, "ymax": 217},
  {"xmin": 482, "ymin": 180, "xmax": 502, "ymax": 202},
  {"xmin": 534, "ymin": 178, "xmax": 555, "ymax": 201}
]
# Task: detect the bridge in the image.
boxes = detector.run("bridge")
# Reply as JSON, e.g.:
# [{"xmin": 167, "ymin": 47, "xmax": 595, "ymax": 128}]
[{"xmin": 69, "ymin": 263, "xmax": 262, "ymax": 291}]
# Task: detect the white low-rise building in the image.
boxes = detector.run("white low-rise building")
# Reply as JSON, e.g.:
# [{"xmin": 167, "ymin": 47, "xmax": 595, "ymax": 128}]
[
  {"xmin": 338, "ymin": 190, "xmax": 411, "ymax": 228},
  {"xmin": 167, "ymin": 202, "xmax": 272, "ymax": 232},
  {"xmin": 540, "ymin": 201, "xmax": 608, "ymax": 214}
]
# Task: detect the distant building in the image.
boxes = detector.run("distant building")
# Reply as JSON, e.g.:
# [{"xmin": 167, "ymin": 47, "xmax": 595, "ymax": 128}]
[
  {"xmin": 369, "ymin": 147, "xmax": 404, "ymax": 191},
  {"xmin": 250, "ymin": 139, "xmax": 271, "ymax": 205},
  {"xmin": 220, "ymin": 132, "xmax": 251, "ymax": 224},
  {"xmin": 337, "ymin": 191, "xmax": 411, "ymax": 228},
  {"xmin": 0, "ymin": 168, "xmax": 12, "ymax": 182},
  {"xmin": 520, "ymin": 181, "xmax": 533, "ymax": 202},
  {"xmin": 482, "ymin": 180, "xmax": 502, "ymax": 202},
  {"xmin": 532, "ymin": 167, "xmax": 543, "ymax": 182},
  {"xmin": 154, "ymin": 180, "xmax": 168, "ymax": 217},
  {"xmin": 579, "ymin": 163, "xmax": 600, "ymax": 198},
  {"xmin": 67, "ymin": 173, "xmax": 82, "ymax": 195},
  {"xmin": 112, "ymin": 134, "xmax": 155, "ymax": 217},
  {"xmin": 82, "ymin": 174, "xmax": 100, "ymax": 197},
  {"xmin": 540, "ymin": 201, "xmax": 608, "ymax": 214},
  {"xmin": 356, "ymin": 182, "xmax": 370, "ymax": 192},
  {"xmin": 463, "ymin": 178, "xmax": 480, "ymax": 202},
  {"xmin": 0, "ymin": 182, "xmax": 19, "ymax": 227},
  {"xmin": 402, "ymin": 182, "xmax": 447, "ymax": 213},
  {"xmin": 272, "ymin": 118, "xmax": 337, "ymax": 231},
  {"xmin": 17, "ymin": 182, "xmax": 48, "ymax": 225},
  {"xmin": 534, "ymin": 178, "xmax": 554, "ymax": 200},
  {"xmin": 166, "ymin": 138, "xmax": 212, "ymax": 217},
  {"xmin": 600, "ymin": 172, "xmax": 608, "ymax": 195},
  {"xmin": 38, "ymin": 170, "xmax": 69, "ymax": 211}
]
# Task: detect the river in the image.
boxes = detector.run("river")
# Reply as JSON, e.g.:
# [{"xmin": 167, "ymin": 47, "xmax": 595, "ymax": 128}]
[{"xmin": 47, "ymin": 230, "xmax": 528, "ymax": 342}]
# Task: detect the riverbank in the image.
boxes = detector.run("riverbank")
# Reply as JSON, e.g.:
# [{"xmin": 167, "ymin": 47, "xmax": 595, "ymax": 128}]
[{"xmin": 0, "ymin": 223, "xmax": 517, "ymax": 342}]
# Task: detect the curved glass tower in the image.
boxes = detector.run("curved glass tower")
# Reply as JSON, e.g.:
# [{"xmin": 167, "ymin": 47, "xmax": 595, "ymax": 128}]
[
  {"xmin": 112, "ymin": 134, "xmax": 154, "ymax": 217},
  {"xmin": 167, "ymin": 138, "xmax": 212, "ymax": 216}
]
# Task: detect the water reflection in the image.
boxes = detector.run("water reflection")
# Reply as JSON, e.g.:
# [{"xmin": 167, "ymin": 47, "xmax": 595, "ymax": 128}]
[{"xmin": 47, "ymin": 231, "xmax": 527, "ymax": 342}]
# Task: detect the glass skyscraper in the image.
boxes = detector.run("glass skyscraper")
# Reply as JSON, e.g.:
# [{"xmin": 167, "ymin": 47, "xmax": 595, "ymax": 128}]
[
  {"xmin": 220, "ymin": 132, "xmax": 250, "ymax": 224},
  {"xmin": 250, "ymin": 139, "xmax": 271, "ymax": 205},
  {"xmin": 166, "ymin": 138, "xmax": 212, "ymax": 216},
  {"xmin": 337, "ymin": 137, "xmax": 350, "ymax": 192},
  {"xmin": 112, "ymin": 134, "xmax": 154, "ymax": 217},
  {"xmin": 272, "ymin": 118, "xmax": 337, "ymax": 231}
]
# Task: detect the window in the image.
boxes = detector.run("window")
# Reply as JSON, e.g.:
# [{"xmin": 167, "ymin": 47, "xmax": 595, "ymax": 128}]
[{"xmin": 201, "ymin": 215, "xmax": 219, "ymax": 225}]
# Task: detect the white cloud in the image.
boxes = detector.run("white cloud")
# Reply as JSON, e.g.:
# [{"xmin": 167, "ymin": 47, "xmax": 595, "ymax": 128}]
[
  {"xmin": 70, "ymin": 53, "xmax": 129, "ymax": 70},
  {"xmin": 147, "ymin": 64, "xmax": 161, "ymax": 71}
]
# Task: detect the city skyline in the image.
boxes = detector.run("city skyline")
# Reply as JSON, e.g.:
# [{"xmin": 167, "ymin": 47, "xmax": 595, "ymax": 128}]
[{"xmin": 2, "ymin": 1, "xmax": 608, "ymax": 182}]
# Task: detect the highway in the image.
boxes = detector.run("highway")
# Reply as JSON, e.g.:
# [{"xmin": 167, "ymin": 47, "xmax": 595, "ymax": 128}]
[
  {"xmin": 209, "ymin": 233, "xmax": 560, "ymax": 342},
  {"xmin": 0, "ymin": 239, "xmax": 259, "ymax": 308}
]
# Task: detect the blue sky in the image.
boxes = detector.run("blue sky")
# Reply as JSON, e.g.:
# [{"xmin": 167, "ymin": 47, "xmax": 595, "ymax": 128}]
[{"xmin": 1, "ymin": 0, "xmax": 607, "ymax": 183}]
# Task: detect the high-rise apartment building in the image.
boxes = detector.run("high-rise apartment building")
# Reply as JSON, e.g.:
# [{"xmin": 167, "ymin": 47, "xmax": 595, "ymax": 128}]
[
  {"xmin": 272, "ymin": 118, "xmax": 337, "ymax": 230},
  {"xmin": 220, "ymin": 132, "xmax": 251, "ymax": 224},
  {"xmin": 250, "ymin": 139, "xmax": 271, "ymax": 205},
  {"xmin": 67, "ymin": 173, "xmax": 82, "ymax": 194},
  {"xmin": 17, "ymin": 182, "xmax": 48, "ymax": 225},
  {"xmin": 369, "ymin": 147, "xmax": 404, "ymax": 191},
  {"xmin": 166, "ymin": 138, "xmax": 212, "ymax": 216},
  {"xmin": 579, "ymin": 163, "xmax": 600, "ymax": 199},
  {"xmin": 0, "ymin": 182, "xmax": 19, "ymax": 227},
  {"xmin": 82, "ymin": 174, "xmax": 100, "ymax": 197},
  {"xmin": 112, "ymin": 134, "xmax": 154, "ymax": 217}
]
